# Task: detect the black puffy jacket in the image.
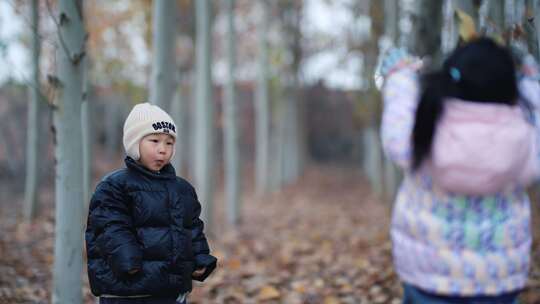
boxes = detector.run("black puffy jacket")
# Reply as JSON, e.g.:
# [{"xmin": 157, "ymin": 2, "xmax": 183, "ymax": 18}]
[{"xmin": 85, "ymin": 157, "xmax": 217, "ymax": 298}]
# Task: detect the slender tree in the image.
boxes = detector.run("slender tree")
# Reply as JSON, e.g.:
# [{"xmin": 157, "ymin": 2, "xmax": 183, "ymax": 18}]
[
  {"xmin": 382, "ymin": 0, "xmax": 401, "ymax": 203},
  {"xmin": 526, "ymin": 0, "xmax": 540, "ymax": 60},
  {"xmin": 384, "ymin": 0, "xmax": 400, "ymax": 46},
  {"xmin": 279, "ymin": 0, "xmax": 305, "ymax": 185},
  {"xmin": 52, "ymin": 0, "xmax": 86, "ymax": 302},
  {"xmin": 506, "ymin": 0, "xmax": 516, "ymax": 29},
  {"xmin": 81, "ymin": 57, "xmax": 91, "ymax": 212},
  {"xmin": 194, "ymin": 0, "xmax": 215, "ymax": 233},
  {"xmin": 24, "ymin": 0, "xmax": 42, "ymax": 221},
  {"xmin": 223, "ymin": 0, "xmax": 241, "ymax": 225},
  {"xmin": 525, "ymin": 0, "xmax": 536, "ymax": 54},
  {"xmin": 149, "ymin": 0, "xmax": 177, "ymax": 110},
  {"xmin": 171, "ymin": 86, "xmax": 187, "ymax": 175},
  {"xmin": 255, "ymin": 0, "xmax": 271, "ymax": 194},
  {"xmin": 488, "ymin": 0, "xmax": 506, "ymax": 31},
  {"xmin": 357, "ymin": 0, "xmax": 384, "ymax": 197},
  {"xmin": 409, "ymin": 0, "xmax": 444, "ymax": 61}
]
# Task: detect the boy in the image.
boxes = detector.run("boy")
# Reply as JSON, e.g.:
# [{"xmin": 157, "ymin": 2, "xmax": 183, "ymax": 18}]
[{"xmin": 85, "ymin": 103, "xmax": 217, "ymax": 304}]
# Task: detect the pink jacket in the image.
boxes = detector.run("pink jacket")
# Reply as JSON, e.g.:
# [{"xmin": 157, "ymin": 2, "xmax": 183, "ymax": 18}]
[
  {"xmin": 382, "ymin": 69, "xmax": 540, "ymax": 295},
  {"xmin": 429, "ymin": 97, "xmax": 540, "ymax": 195}
]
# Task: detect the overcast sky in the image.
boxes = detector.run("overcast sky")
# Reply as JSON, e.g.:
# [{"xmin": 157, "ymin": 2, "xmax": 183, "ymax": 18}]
[
  {"xmin": 0, "ymin": 0, "xmax": 364, "ymax": 90},
  {"xmin": 0, "ymin": 1, "xmax": 29, "ymax": 84}
]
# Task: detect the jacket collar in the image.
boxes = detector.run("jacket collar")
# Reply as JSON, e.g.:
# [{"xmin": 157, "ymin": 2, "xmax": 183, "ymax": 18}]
[{"xmin": 125, "ymin": 156, "xmax": 176, "ymax": 180}]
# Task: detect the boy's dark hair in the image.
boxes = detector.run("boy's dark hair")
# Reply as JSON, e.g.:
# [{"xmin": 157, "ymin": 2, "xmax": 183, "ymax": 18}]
[{"xmin": 412, "ymin": 38, "xmax": 518, "ymax": 170}]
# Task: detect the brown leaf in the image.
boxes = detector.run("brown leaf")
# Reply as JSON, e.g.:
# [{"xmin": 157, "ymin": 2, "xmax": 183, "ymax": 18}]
[
  {"xmin": 455, "ymin": 8, "xmax": 477, "ymax": 42},
  {"xmin": 323, "ymin": 296, "xmax": 341, "ymax": 304},
  {"xmin": 257, "ymin": 285, "xmax": 281, "ymax": 301}
]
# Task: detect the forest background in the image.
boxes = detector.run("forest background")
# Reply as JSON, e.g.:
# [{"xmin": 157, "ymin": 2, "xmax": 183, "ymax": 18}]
[{"xmin": 0, "ymin": 0, "xmax": 539, "ymax": 303}]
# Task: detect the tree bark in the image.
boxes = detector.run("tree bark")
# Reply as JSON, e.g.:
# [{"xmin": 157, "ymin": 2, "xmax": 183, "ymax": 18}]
[
  {"xmin": 410, "ymin": 0, "xmax": 444, "ymax": 61},
  {"xmin": 194, "ymin": 0, "xmax": 215, "ymax": 234},
  {"xmin": 149, "ymin": 0, "xmax": 177, "ymax": 110},
  {"xmin": 81, "ymin": 57, "xmax": 91, "ymax": 213},
  {"xmin": 363, "ymin": 127, "xmax": 383, "ymax": 196},
  {"xmin": 524, "ymin": 0, "xmax": 538, "ymax": 58},
  {"xmin": 24, "ymin": 0, "xmax": 42, "ymax": 221},
  {"xmin": 255, "ymin": 0, "xmax": 271, "ymax": 194},
  {"xmin": 170, "ymin": 85, "xmax": 187, "ymax": 175},
  {"xmin": 52, "ymin": 0, "xmax": 86, "ymax": 303},
  {"xmin": 280, "ymin": 1, "xmax": 304, "ymax": 185},
  {"xmin": 488, "ymin": 0, "xmax": 505, "ymax": 32},
  {"xmin": 224, "ymin": 0, "xmax": 241, "ymax": 226},
  {"xmin": 358, "ymin": 0, "xmax": 384, "ymax": 197},
  {"xmin": 527, "ymin": 0, "xmax": 540, "ymax": 61},
  {"xmin": 384, "ymin": 0, "xmax": 400, "ymax": 44},
  {"xmin": 382, "ymin": 0, "xmax": 401, "ymax": 203}
]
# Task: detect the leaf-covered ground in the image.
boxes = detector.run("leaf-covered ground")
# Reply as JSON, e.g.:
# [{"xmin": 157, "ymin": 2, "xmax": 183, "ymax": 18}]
[{"xmin": 1, "ymin": 165, "xmax": 539, "ymax": 303}]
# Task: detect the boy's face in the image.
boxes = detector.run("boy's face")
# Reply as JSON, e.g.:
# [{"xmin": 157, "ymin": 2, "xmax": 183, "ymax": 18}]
[{"xmin": 138, "ymin": 133, "xmax": 175, "ymax": 172}]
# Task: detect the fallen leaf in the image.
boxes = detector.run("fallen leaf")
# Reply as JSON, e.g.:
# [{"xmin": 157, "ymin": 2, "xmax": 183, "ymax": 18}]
[{"xmin": 257, "ymin": 285, "xmax": 281, "ymax": 301}]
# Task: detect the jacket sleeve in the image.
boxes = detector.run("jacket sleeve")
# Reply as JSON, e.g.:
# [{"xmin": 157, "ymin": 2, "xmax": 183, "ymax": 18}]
[
  {"xmin": 88, "ymin": 181, "xmax": 142, "ymax": 278},
  {"xmin": 380, "ymin": 67, "xmax": 421, "ymax": 169},
  {"xmin": 188, "ymin": 187, "xmax": 217, "ymax": 282},
  {"xmin": 518, "ymin": 77, "xmax": 540, "ymax": 183}
]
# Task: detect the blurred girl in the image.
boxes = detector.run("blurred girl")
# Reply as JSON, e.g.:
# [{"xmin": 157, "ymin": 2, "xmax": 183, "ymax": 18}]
[{"xmin": 379, "ymin": 38, "xmax": 540, "ymax": 303}]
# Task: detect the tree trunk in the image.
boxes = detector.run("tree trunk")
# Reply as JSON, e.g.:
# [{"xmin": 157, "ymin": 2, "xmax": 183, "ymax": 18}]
[
  {"xmin": 270, "ymin": 95, "xmax": 286, "ymax": 191},
  {"xmin": 363, "ymin": 127, "xmax": 383, "ymax": 196},
  {"xmin": 358, "ymin": 1, "xmax": 384, "ymax": 197},
  {"xmin": 104, "ymin": 100, "xmax": 122, "ymax": 158},
  {"xmin": 478, "ymin": 1, "xmax": 490, "ymax": 32},
  {"xmin": 524, "ymin": 0, "xmax": 539, "ymax": 58},
  {"xmin": 506, "ymin": 0, "xmax": 516, "ymax": 28},
  {"xmin": 280, "ymin": 1, "xmax": 304, "ymax": 185},
  {"xmin": 384, "ymin": 0, "xmax": 400, "ymax": 44},
  {"xmin": 223, "ymin": 0, "xmax": 241, "ymax": 226},
  {"xmin": 515, "ymin": 0, "xmax": 526, "ymax": 26},
  {"xmin": 382, "ymin": 0, "xmax": 401, "ymax": 203},
  {"xmin": 149, "ymin": 0, "xmax": 177, "ymax": 110},
  {"xmin": 442, "ymin": 0, "xmax": 482, "ymax": 54},
  {"xmin": 24, "ymin": 0, "xmax": 42, "ymax": 221},
  {"xmin": 456, "ymin": 0, "xmax": 480, "ymax": 23},
  {"xmin": 255, "ymin": 0, "xmax": 271, "ymax": 194},
  {"xmin": 442, "ymin": 0, "xmax": 457, "ymax": 54},
  {"xmin": 52, "ymin": 0, "xmax": 86, "ymax": 303},
  {"xmin": 81, "ymin": 57, "xmax": 92, "ymax": 213},
  {"xmin": 282, "ymin": 85, "xmax": 300, "ymax": 184},
  {"xmin": 410, "ymin": 0, "xmax": 444, "ymax": 61},
  {"xmin": 527, "ymin": 0, "xmax": 540, "ymax": 61},
  {"xmin": 488, "ymin": 0, "xmax": 505, "ymax": 32},
  {"xmin": 194, "ymin": 0, "xmax": 215, "ymax": 234},
  {"xmin": 170, "ymin": 85, "xmax": 187, "ymax": 175}
]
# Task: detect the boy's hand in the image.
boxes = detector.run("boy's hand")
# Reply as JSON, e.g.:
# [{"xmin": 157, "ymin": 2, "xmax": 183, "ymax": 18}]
[{"xmin": 192, "ymin": 268, "xmax": 206, "ymax": 278}]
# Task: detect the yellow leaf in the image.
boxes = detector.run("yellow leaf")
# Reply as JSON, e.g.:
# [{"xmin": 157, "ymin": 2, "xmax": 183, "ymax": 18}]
[
  {"xmin": 324, "ymin": 296, "xmax": 341, "ymax": 304},
  {"xmin": 455, "ymin": 8, "xmax": 477, "ymax": 42},
  {"xmin": 314, "ymin": 278, "xmax": 325, "ymax": 288},
  {"xmin": 227, "ymin": 258, "xmax": 242, "ymax": 270},
  {"xmin": 291, "ymin": 281, "xmax": 307, "ymax": 294},
  {"xmin": 355, "ymin": 257, "xmax": 370, "ymax": 269},
  {"xmin": 258, "ymin": 286, "xmax": 281, "ymax": 301}
]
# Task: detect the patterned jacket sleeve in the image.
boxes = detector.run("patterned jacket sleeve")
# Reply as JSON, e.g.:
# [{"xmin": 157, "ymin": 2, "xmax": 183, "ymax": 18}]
[
  {"xmin": 518, "ymin": 75, "xmax": 540, "ymax": 183},
  {"xmin": 189, "ymin": 187, "xmax": 217, "ymax": 281},
  {"xmin": 380, "ymin": 67, "xmax": 421, "ymax": 169},
  {"xmin": 88, "ymin": 181, "xmax": 142, "ymax": 278}
]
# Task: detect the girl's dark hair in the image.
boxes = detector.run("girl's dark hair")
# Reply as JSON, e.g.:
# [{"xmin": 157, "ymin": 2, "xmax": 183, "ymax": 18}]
[{"xmin": 412, "ymin": 38, "xmax": 518, "ymax": 170}]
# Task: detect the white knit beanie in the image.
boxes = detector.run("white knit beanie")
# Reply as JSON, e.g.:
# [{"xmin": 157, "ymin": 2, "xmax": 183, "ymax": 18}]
[{"xmin": 123, "ymin": 102, "xmax": 177, "ymax": 160}]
